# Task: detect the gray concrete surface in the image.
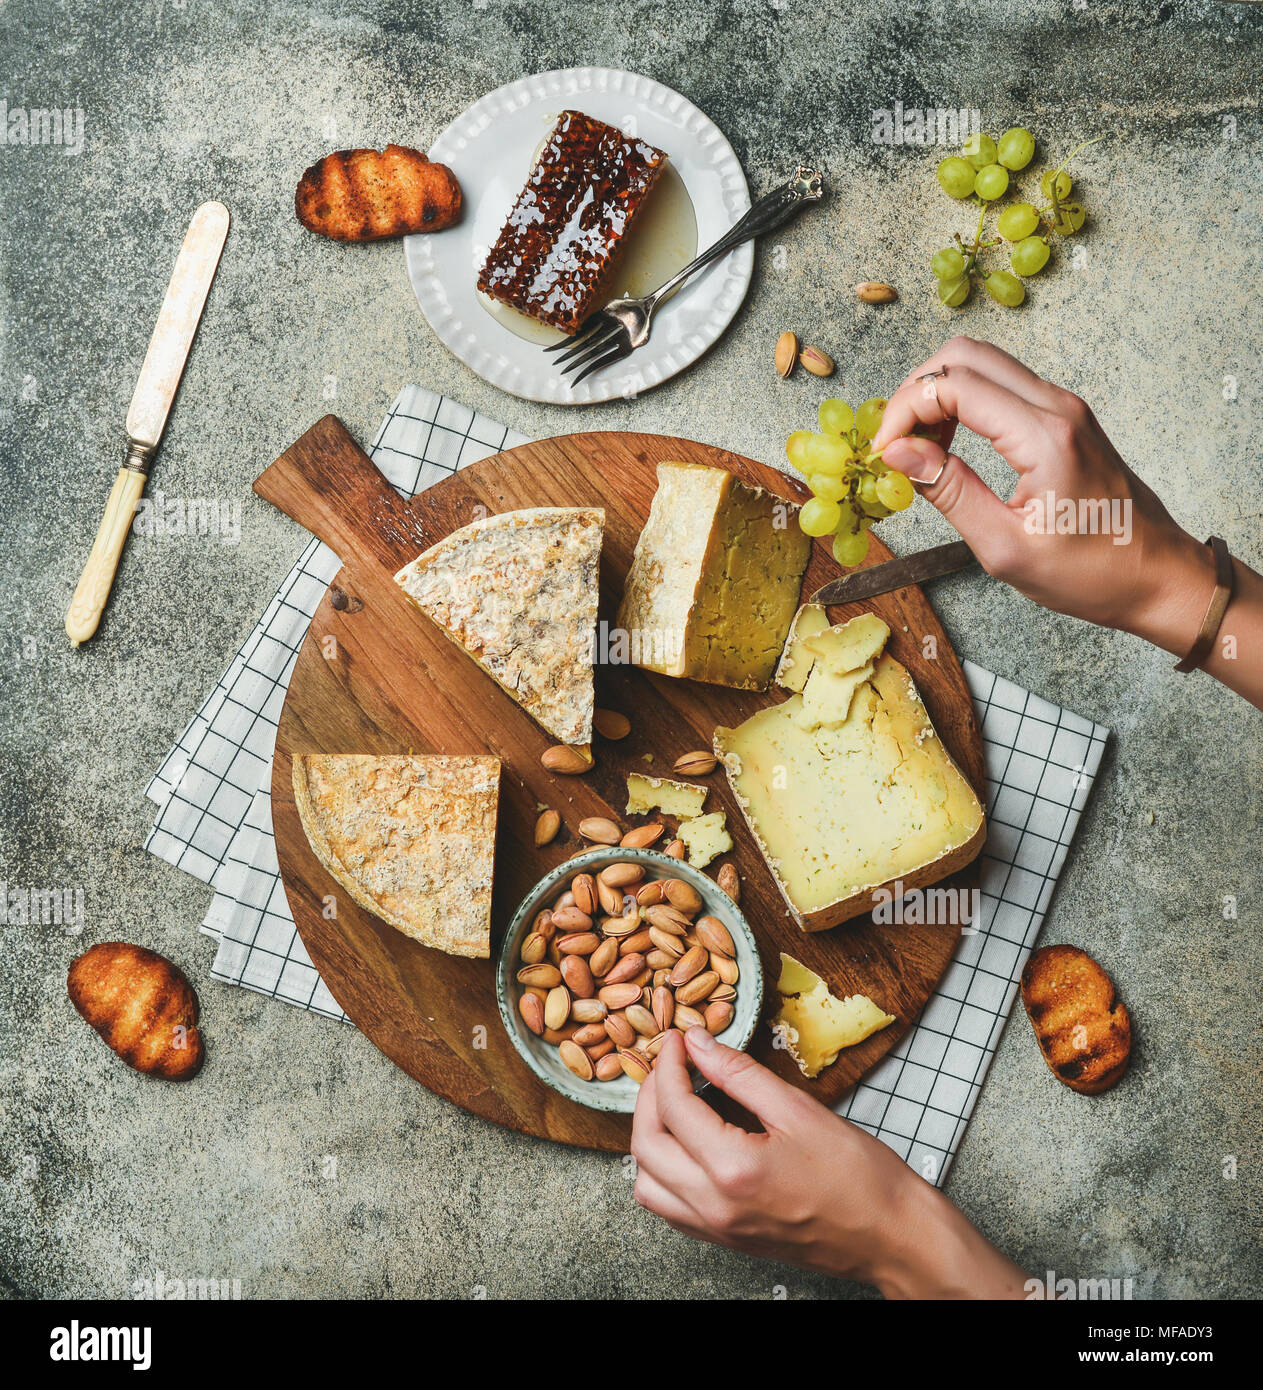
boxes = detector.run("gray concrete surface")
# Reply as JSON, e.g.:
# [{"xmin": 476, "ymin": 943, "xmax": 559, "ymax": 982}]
[{"xmin": 2, "ymin": 0, "xmax": 1261, "ymax": 1300}]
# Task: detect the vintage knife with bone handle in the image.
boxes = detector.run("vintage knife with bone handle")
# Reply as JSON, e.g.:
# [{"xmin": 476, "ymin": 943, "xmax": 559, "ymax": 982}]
[
  {"xmin": 811, "ymin": 539, "xmax": 977, "ymax": 606},
  {"xmin": 65, "ymin": 201, "xmax": 230, "ymax": 646}
]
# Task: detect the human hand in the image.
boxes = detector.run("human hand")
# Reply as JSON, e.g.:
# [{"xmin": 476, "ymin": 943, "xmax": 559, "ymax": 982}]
[
  {"xmin": 631, "ymin": 1027, "xmax": 1028, "ymax": 1298},
  {"xmin": 870, "ymin": 337, "xmax": 1217, "ymax": 656}
]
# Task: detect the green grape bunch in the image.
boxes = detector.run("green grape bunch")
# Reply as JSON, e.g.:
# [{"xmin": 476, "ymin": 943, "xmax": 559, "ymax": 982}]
[
  {"xmin": 932, "ymin": 128, "xmax": 1102, "ymax": 308},
  {"xmin": 786, "ymin": 396, "xmax": 915, "ymax": 567}
]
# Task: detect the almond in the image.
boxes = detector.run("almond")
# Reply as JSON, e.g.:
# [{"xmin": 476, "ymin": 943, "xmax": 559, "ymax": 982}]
[
  {"xmin": 621, "ymin": 822, "xmax": 664, "ymax": 849},
  {"xmin": 668, "ymin": 945, "xmax": 709, "ymax": 988},
  {"xmin": 570, "ymin": 873, "xmax": 597, "ymax": 916},
  {"xmin": 673, "ymin": 750, "xmax": 717, "ymax": 777},
  {"xmin": 595, "ymin": 1052, "xmax": 624, "ymax": 1081},
  {"xmin": 593, "ymin": 708, "xmax": 631, "ymax": 740},
  {"xmin": 713, "ymin": 954, "xmax": 740, "ymax": 986},
  {"xmin": 559, "ymin": 1039, "xmax": 594, "ymax": 1081},
  {"xmin": 636, "ymin": 880, "xmax": 666, "ymax": 907},
  {"xmin": 579, "ymin": 816, "xmax": 621, "ymax": 845},
  {"xmin": 518, "ymin": 993, "xmax": 545, "ymax": 1036},
  {"xmin": 695, "ymin": 915, "xmax": 735, "ymax": 957},
  {"xmin": 544, "ymin": 985, "xmax": 572, "ymax": 1031},
  {"xmin": 648, "ymin": 926, "xmax": 686, "ymax": 958},
  {"xmin": 560, "ymin": 955, "xmax": 595, "ymax": 998},
  {"xmin": 589, "ymin": 938, "xmax": 619, "ymax": 978},
  {"xmin": 541, "ymin": 743, "xmax": 593, "ymax": 774},
  {"xmin": 676, "ymin": 971, "xmax": 720, "ymax": 1006},
  {"xmin": 704, "ymin": 1000, "xmax": 734, "ymax": 1034},
  {"xmin": 663, "ymin": 879, "xmax": 703, "ymax": 914},
  {"xmin": 624, "ymin": 1004, "xmax": 658, "ymax": 1038},
  {"xmin": 716, "ymin": 863, "xmax": 740, "ymax": 903},
  {"xmin": 775, "ymin": 330, "xmax": 798, "ymax": 379},
  {"xmin": 599, "ymin": 862, "xmax": 644, "ymax": 888},
  {"xmin": 672, "ymin": 1003, "xmax": 706, "ymax": 1032},
  {"xmin": 551, "ymin": 906, "xmax": 593, "ymax": 933},
  {"xmin": 604, "ymin": 1012, "xmax": 636, "ymax": 1048},
  {"xmin": 534, "ymin": 808, "xmax": 561, "ymax": 846},
  {"xmin": 601, "ymin": 953, "xmax": 646, "ymax": 987},
  {"xmin": 618, "ymin": 1048, "xmax": 652, "ymax": 1084},
  {"xmin": 516, "ymin": 964, "xmax": 561, "ymax": 989},
  {"xmin": 557, "ymin": 932, "xmax": 600, "ymax": 956},
  {"xmin": 597, "ymin": 878, "xmax": 624, "ymax": 917},
  {"xmin": 598, "ymin": 982, "xmax": 642, "ymax": 1010},
  {"xmin": 599, "ymin": 911, "xmax": 639, "ymax": 937},
  {"xmin": 644, "ymin": 904, "xmax": 691, "ymax": 936},
  {"xmin": 570, "ymin": 997, "xmax": 608, "ymax": 1024},
  {"xmin": 799, "ymin": 345, "xmax": 834, "ymax": 377}
]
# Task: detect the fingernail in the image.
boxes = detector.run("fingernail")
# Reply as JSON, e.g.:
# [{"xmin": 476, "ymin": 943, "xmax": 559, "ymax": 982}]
[
  {"xmin": 685, "ymin": 1025, "xmax": 716, "ymax": 1051},
  {"xmin": 882, "ymin": 439, "xmax": 940, "ymax": 483}
]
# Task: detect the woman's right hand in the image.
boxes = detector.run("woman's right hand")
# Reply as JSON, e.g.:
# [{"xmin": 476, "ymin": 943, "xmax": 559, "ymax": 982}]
[{"xmin": 870, "ymin": 338, "xmax": 1262, "ymax": 709}]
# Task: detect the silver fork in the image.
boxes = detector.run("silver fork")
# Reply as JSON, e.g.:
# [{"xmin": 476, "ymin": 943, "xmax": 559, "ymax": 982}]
[{"xmin": 547, "ymin": 166, "xmax": 824, "ymax": 385}]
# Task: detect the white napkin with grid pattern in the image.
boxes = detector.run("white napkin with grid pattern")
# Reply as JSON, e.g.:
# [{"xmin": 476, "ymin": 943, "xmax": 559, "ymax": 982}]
[{"xmin": 145, "ymin": 385, "xmax": 1109, "ymax": 1185}]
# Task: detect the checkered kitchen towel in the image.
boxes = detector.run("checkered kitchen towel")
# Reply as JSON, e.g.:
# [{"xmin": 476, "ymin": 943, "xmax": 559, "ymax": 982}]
[{"xmin": 145, "ymin": 385, "xmax": 1109, "ymax": 1184}]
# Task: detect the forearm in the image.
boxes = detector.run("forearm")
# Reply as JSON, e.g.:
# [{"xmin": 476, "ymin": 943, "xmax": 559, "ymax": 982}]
[
  {"xmin": 1130, "ymin": 529, "xmax": 1263, "ymax": 711},
  {"xmin": 868, "ymin": 1175, "xmax": 1029, "ymax": 1300}
]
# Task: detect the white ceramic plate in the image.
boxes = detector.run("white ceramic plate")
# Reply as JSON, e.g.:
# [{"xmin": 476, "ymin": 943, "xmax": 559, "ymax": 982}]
[{"xmin": 405, "ymin": 67, "xmax": 752, "ymax": 405}]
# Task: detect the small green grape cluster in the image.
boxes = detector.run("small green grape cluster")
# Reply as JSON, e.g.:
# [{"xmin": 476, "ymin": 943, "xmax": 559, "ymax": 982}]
[
  {"xmin": 933, "ymin": 128, "xmax": 1095, "ymax": 308},
  {"xmin": 785, "ymin": 397, "xmax": 913, "ymax": 567}
]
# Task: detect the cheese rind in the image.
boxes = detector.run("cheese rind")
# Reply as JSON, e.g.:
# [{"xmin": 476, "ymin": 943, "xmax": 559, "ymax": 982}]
[
  {"xmin": 678, "ymin": 811, "xmax": 732, "ymax": 869},
  {"xmin": 394, "ymin": 507, "xmax": 603, "ymax": 745},
  {"xmin": 625, "ymin": 773, "xmax": 708, "ymax": 820},
  {"xmin": 714, "ymin": 609, "xmax": 985, "ymax": 931},
  {"xmin": 771, "ymin": 953, "xmax": 895, "ymax": 1077},
  {"xmin": 616, "ymin": 462, "xmax": 812, "ymax": 690},
  {"xmin": 292, "ymin": 754, "xmax": 499, "ymax": 959}
]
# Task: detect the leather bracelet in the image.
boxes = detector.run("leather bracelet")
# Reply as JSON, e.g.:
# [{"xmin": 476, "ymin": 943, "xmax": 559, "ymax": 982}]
[{"xmin": 1174, "ymin": 536, "xmax": 1233, "ymax": 672}]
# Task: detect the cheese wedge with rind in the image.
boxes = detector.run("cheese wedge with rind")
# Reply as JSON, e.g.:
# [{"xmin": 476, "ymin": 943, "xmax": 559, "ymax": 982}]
[
  {"xmin": 292, "ymin": 754, "xmax": 499, "ymax": 959},
  {"xmin": 616, "ymin": 462, "xmax": 812, "ymax": 690},
  {"xmin": 714, "ymin": 609, "xmax": 985, "ymax": 931},
  {"xmin": 772, "ymin": 952, "xmax": 895, "ymax": 1078},
  {"xmin": 394, "ymin": 507, "xmax": 602, "ymax": 745},
  {"xmin": 625, "ymin": 773, "xmax": 707, "ymax": 819}
]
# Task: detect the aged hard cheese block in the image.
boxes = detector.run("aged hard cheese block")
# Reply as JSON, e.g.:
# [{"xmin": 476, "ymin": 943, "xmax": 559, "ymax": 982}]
[
  {"xmin": 625, "ymin": 772, "xmax": 708, "ymax": 819},
  {"xmin": 771, "ymin": 952, "xmax": 894, "ymax": 1078},
  {"xmin": 616, "ymin": 462, "xmax": 811, "ymax": 690},
  {"xmin": 714, "ymin": 607, "xmax": 985, "ymax": 931},
  {"xmin": 292, "ymin": 754, "xmax": 500, "ymax": 959},
  {"xmin": 395, "ymin": 507, "xmax": 603, "ymax": 745}
]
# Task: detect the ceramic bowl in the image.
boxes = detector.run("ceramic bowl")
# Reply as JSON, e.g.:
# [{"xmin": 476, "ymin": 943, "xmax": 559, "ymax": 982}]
[{"xmin": 496, "ymin": 847, "xmax": 764, "ymax": 1114}]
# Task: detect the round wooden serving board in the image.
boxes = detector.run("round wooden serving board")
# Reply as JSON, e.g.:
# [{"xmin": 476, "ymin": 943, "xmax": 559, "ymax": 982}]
[{"xmin": 258, "ymin": 417, "xmax": 984, "ymax": 1152}]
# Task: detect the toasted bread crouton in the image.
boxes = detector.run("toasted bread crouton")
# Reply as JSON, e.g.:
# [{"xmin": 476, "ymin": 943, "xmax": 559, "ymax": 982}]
[
  {"xmin": 1021, "ymin": 944, "xmax": 1130, "ymax": 1095},
  {"xmin": 68, "ymin": 942, "xmax": 204, "ymax": 1081},
  {"xmin": 295, "ymin": 143, "xmax": 462, "ymax": 241}
]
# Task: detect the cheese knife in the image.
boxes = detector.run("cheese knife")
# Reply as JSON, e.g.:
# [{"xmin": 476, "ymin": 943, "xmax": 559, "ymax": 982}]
[
  {"xmin": 811, "ymin": 539, "xmax": 977, "ymax": 606},
  {"xmin": 65, "ymin": 200, "xmax": 230, "ymax": 646}
]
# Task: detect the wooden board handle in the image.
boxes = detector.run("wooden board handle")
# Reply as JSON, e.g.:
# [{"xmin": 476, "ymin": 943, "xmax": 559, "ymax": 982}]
[
  {"xmin": 65, "ymin": 466, "xmax": 147, "ymax": 647},
  {"xmin": 253, "ymin": 414, "xmax": 429, "ymax": 569}
]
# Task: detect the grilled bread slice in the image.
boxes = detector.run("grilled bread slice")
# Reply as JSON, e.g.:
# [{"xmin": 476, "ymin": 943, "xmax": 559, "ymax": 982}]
[
  {"xmin": 295, "ymin": 144, "xmax": 462, "ymax": 241},
  {"xmin": 68, "ymin": 942, "xmax": 204, "ymax": 1080},
  {"xmin": 1021, "ymin": 944, "xmax": 1131, "ymax": 1094}
]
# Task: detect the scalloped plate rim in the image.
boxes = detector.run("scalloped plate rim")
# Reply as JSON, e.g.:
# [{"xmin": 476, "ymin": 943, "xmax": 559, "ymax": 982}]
[{"xmin": 404, "ymin": 66, "xmax": 753, "ymax": 405}]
